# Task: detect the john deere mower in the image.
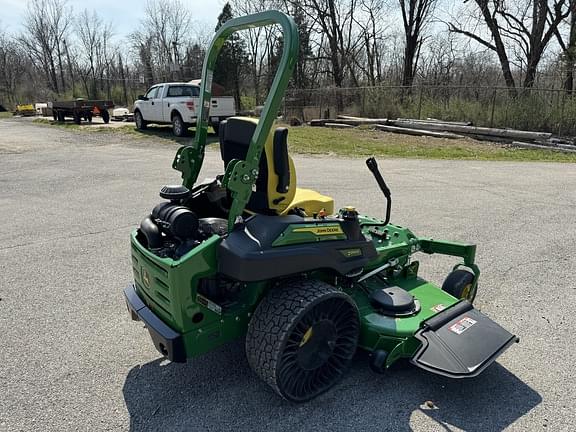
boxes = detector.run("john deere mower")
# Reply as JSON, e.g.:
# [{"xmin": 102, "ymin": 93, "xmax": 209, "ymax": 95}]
[{"xmin": 124, "ymin": 11, "xmax": 518, "ymax": 402}]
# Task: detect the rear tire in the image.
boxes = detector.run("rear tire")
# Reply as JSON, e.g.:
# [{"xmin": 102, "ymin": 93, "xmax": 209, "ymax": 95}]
[
  {"xmin": 442, "ymin": 269, "xmax": 476, "ymax": 302},
  {"xmin": 134, "ymin": 110, "xmax": 147, "ymax": 130},
  {"xmin": 246, "ymin": 279, "xmax": 359, "ymax": 402},
  {"xmin": 101, "ymin": 110, "xmax": 110, "ymax": 124},
  {"xmin": 172, "ymin": 113, "xmax": 187, "ymax": 137}
]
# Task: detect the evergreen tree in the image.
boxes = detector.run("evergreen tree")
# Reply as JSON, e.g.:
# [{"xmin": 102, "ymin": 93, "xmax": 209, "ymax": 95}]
[{"xmin": 214, "ymin": 3, "xmax": 247, "ymax": 110}]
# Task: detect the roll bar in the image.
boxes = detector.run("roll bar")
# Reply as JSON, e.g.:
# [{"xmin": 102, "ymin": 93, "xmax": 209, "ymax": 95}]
[{"xmin": 172, "ymin": 10, "xmax": 299, "ymax": 230}]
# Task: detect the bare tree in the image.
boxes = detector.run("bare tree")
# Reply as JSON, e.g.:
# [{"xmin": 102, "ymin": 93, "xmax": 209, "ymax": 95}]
[
  {"xmin": 399, "ymin": 0, "xmax": 436, "ymax": 87},
  {"xmin": 139, "ymin": 0, "xmax": 192, "ymax": 81},
  {"xmin": 553, "ymin": 1, "xmax": 576, "ymax": 92},
  {"xmin": 0, "ymin": 30, "xmax": 28, "ymax": 105},
  {"xmin": 449, "ymin": 0, "xmax": 573, "ymax": 92},
  {"xmin": 18, "ymin": 0, "xmax": 72, "ymax": 95},
  {"xmin": 76, "ymin": 9, "xmax": 114, "ymax": 99}
]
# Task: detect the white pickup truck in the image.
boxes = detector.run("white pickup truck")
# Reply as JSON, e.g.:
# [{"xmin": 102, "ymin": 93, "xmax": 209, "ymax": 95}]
[{"xmin": 133, "ymin": 82, "xmax": 235, "ymax": 136}]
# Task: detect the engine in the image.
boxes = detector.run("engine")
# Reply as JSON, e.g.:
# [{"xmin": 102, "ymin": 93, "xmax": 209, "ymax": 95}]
[{"xmin": 137, "ymin": 184, "xmax": 228, "ymax": 259}]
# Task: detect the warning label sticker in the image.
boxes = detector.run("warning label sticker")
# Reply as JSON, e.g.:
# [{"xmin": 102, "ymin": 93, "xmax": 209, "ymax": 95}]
[
  {"xmin": 196, "ymin": 294, "xmax": 222, "ymax": 315},
  {"xmin": 449, "ymin": 317, "xmax": 477, "ymax": 335},
  {"xmin": 431, "ymin": 304, "xmax": 446, "ymax": 313}
]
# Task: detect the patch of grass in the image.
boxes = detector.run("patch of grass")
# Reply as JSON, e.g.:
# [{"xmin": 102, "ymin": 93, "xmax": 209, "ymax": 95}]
[
  {"xmin": 31, "ymin": 117, "xmax": 576, "ymax": 162},
  {"xmin": 32, "ymin": 118, "xmax": 220, "ymax": 145},
  {"xmin": 0, "ymin": 112, "xmax": 13, "ymax": 118},
  {"xmin": 285, "ymin": 125, "xmax": 576, "ymax": 162}
]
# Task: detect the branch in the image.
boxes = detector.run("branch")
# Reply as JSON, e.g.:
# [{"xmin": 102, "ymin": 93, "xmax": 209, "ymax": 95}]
[{"xmin": 447, "ymin": 23, "xmax": 497, "ymax": 51}]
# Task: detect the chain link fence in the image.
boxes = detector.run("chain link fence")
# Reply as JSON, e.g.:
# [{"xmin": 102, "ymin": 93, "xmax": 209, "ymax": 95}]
[{"xmin": 284, "ymin": 85, "xmax": 576, "ymax": 136}]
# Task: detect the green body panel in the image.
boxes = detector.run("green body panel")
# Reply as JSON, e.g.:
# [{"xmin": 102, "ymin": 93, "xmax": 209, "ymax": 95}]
[
  {"xmin": 131, "ymin": 231, "xmax": 269, "ymax": 357},
  {"xmin": 272, "ymin": 222, "xmax": 347, "ymax": 247},
  {"xmin": 131, "ymin": 216, "xmax": 479, "ymax": 364}
]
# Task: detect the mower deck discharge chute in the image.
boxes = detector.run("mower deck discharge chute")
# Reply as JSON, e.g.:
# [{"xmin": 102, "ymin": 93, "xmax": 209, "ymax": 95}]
[{"xmin": 123, "ymin": 10, "xmax": 518, "ymax": 402}]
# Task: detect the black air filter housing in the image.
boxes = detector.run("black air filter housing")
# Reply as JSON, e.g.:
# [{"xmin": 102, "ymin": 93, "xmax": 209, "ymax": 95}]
[{"xmin": 152, "ymin": 202, "xmax": 198, "ymax": 239}]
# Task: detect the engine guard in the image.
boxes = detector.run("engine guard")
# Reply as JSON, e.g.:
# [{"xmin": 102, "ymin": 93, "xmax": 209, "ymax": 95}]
[{"xmin": 410, "ymin": 301, "xmax": 519, "ymax": 378}]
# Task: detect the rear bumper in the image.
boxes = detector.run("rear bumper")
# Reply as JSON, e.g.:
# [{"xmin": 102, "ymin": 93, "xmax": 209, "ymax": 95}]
[
  {"xmin": 410, "ymin": 301, "xmax": 519, "ymax": 378},
  {"xmin": 123, "ymin": 283, "xmax": 186, "ymax": 363}
]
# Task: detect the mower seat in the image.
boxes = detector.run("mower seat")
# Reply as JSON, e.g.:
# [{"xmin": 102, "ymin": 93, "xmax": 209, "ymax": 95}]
[{"xmin": 219, "ymin": 117, "xmax": 334, "ymax": 216}]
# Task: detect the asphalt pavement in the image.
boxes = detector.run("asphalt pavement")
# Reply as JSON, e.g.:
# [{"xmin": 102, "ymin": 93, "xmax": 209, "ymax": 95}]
[{"xmin": 1, "ymin": 117, "xmax": 575, "ymax": 431}]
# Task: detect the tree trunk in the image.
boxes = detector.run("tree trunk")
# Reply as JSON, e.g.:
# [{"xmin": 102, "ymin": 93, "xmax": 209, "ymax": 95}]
[{"xmin": 564, "ymin": 7, "xmax": 576, "ymax": 94}]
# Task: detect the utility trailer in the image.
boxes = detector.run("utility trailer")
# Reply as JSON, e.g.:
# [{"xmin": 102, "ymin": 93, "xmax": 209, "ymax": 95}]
[{"xmin": 49, "ymin": 99, "xmax": 114, "ymax": 125}]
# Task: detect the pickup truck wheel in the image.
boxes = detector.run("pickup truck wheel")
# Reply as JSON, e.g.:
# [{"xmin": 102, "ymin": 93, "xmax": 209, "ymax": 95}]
[
  {"xmin": 134, "ymin": 111, "xmax": 147, "ymax": 130},
  {"xmin": 172, "ymin": 113, "xmax": 187, "ymax": 137}
]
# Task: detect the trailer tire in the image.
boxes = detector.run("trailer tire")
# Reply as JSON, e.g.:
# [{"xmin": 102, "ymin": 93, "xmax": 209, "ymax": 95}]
[
  {"xmin": 102, "ymin": 110, "xmax": 110, "ymax": 124},
  {"xmin": 246, "ymin": 279, "xmax": 359, "ymax": 402},
  {"xmin": 52, "ymin": 111, "xmax": 58, "ymax": 121},
  {"xmin": 57, "ymin": 111, "xmax": 65, "ymax": 122},
  {"xmin": 73, "ymin": 112, "xmax": 81, "ymax": 125},
  {"xmin": 172, "ymin": 113, "xmax": 187, "ymax": 137},
  {"xmin": 134, "ymin": 110, "xmax": 147, "ymax": 130}
]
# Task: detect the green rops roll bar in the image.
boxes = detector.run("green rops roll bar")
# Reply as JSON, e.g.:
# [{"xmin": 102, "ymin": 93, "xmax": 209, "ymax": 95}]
[{"xmin": 172, "ymin": 11, "xmax": 299, "ymax": 230}]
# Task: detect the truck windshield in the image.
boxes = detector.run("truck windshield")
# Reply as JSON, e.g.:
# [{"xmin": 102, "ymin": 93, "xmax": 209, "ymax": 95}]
[{"xmin": 167, "ymin": 86, "xmax": 200, "ymax": 97}]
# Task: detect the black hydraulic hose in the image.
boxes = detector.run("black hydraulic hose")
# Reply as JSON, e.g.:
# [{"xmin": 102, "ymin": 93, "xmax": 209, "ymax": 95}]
[{"xmin": 365, "ymin": 157, "xmax": 392, "ymax": 225}]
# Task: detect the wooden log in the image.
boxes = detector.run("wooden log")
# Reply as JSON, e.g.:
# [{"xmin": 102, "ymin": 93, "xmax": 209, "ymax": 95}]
[
  {"xmin": 309, "ymin": 118, "xmax": 360, "ymax": 126},
  {"xmin": 391, "ymin": 120, "xmax": 552, "ymax": 141},
  {"xmin": 336, "ymin": 115, "xmax": 389, "ymax": 124},
  {"xmin": 397, "ymin": 117, "xmax": 473, "ymax": 126},
  {"xmin": 375, "ymin": 124, "xmax": 464, "ymax": 139},
  {"xmin": 324, "ymin": 123, "xmax": 354, "ymax": 129},
  {"xmin": 512, "ymin": 141, "xmax": 576, "ymax": 153}
]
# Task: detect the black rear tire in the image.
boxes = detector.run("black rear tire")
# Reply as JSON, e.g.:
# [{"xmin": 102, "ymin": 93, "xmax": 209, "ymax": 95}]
[
  {"xmin": 442, "ymin": 269, "xmax": 476, "ymax": 302},
  {"xmin": 246, "ymin": 279, "xmax": 359, "ymax": 402},
  {"xmin": 102, "ymin": 110, "xmax": 110, "ymax": 124},
  {"xmin": 134, "ymin": 110, "xmax": 147, "ymax": 130}
]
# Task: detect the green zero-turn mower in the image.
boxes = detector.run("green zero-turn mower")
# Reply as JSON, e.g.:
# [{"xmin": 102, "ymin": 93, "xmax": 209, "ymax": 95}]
[{"xmin": 124, "ymin": 11, "xmax": 518, "ymax": 402}]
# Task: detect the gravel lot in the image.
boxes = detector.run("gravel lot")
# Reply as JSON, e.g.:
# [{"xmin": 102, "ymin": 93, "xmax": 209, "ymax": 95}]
[{"xmin": 1, "ymin": 117, "xmax": 575, "ymax": 431}]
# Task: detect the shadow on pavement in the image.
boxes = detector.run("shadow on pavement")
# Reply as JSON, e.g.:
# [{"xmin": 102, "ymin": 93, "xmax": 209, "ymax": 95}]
[{"xmin": 123, "ymin": 342, "xmax": 540, "ymax": 432}]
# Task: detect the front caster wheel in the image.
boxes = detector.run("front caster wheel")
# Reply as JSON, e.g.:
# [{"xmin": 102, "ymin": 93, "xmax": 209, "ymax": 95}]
[
  {"xmin": 369, "ymin": 350, "xmax": 388, "ymax": 374},
  {"xmin": 442, "ymin": 269, "xmax": 477, "ymax": 302},
  {"xmin": 246, "ymin": 279, "xmax": 359, "ymax": 402}
]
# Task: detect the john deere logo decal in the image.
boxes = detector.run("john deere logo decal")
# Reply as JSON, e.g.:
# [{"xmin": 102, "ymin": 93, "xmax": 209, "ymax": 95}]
[
  {"xmin": 142, "ymin": 268, "xmax": 151, "ymax": 288},
  {"xmin": 293, "ymin": 225, "xmax": 344, "ymax": 235}
]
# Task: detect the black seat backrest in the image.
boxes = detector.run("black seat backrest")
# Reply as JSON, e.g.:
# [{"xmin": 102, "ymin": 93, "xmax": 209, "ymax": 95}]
[{"xmin": 219, "ymin": 118, "xmax": 291, "ymax": 213}]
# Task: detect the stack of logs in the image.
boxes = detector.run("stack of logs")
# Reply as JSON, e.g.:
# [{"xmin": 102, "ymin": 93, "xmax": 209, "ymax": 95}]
[{"xmin": 308, "ymin": 115, "xmax": 576, "ymax": 153}]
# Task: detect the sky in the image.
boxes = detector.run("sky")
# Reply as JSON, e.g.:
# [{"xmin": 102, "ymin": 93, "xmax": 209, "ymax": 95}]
[{"xmin": 0, "ymin": 0, "xmax": 225, "ymax": 37}]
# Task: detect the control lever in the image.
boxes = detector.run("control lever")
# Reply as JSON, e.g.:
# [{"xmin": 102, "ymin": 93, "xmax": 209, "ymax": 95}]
[{"xmin": 366, "ymin": 157, "xmax": 392, "ymax": 225}]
